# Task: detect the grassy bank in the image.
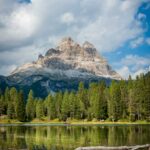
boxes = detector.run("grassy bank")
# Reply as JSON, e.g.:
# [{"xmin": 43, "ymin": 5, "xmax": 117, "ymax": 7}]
[{"xmin": 0, "ymin": 118, "xmax": 150, "ymax": 125}]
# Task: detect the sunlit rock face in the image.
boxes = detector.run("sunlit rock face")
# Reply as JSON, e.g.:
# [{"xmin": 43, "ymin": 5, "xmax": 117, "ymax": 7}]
[{"xmin": 12, "ymin": 37, "xmax": 122, "ymax": 80}]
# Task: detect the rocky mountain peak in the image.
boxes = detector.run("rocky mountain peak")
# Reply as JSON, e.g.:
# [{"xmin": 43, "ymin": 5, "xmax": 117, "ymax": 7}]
[
  {"xmin": 45, "ymin": 48, "xmax": 61, "ymax": 57},
  {"xmin": 82, "ymin": 41, "xmax": 95, "ymax": 49},
  {"xmin": 55, "ymin": 37, "xmax": 100, "ymax": 60},
  {"xmin": 61, "ymin": 36, "xmax": 74, "ymax": 43},
  {"xmin": 38, "ymin": 54, "xmax": 44, "ymax": 60},
  {"xmin": 57, "ymin": 37, "xmax": 75, "ymax": 51},
  {"xmin": 11, "ymin": 37, "xmax": 122, "ymax": 80}
]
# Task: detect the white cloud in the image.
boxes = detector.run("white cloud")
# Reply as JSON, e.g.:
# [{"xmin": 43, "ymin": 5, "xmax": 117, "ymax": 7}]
[
  {"xmin": 130, "ymin": 37, "xmax": 144, "ymax": 48},
  {"xmin": 129, "ymin": 36, "xmax": 150, "ymax": 48},
  {"xmin": 0, "ymin": 65, "xmax": 17, "ymax": 76},
  {"xmin": 0, "ymin": 44, "xmax": 46, "ymax": 75},
  {"xmin": 0, "ymin": 0, "xmax": 149, "ymax": 75},
  {"xmin": 61, "ymin": 12, "xmax": 75, "ymax": 25},
  {"xmin": 117, "ymin": 66, "xmax": 131, "ymax": 79},
  {"xmin": 117, "ymin": 66, "xmax": 150, "ymax": 79},
  {"xmin": 77, "ymin": 0, "xmax": 145, "ymax": 52},
  {"xmin": 121, "ymin": 55, "xmax": 150, "ymax": 67},
  {"xmin": 132, "ymin": 67, "xmax": 150, "ymax": 78},
  {"xmin": 116, "ymin": 55, "xmax": 150, "ymax": 79},
  {"xmin": 0, "ymin": 0, "xmax": 148, "ymax": 52},
  {"xmin": 0, "ymin": 2, "xmax": 38, "ymax": 50},
  {"xmin": 137, "ymin": 13, "xmax": 146, "ymax": 20}
]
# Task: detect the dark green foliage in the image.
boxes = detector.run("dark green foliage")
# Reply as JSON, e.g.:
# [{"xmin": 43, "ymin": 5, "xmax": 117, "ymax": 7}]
[
  {"xmin": 0, "ymin": 72, "xmax": 150, "ymax": 122},
  {"xmin": 119, "ymin": 80, "xmax": 128, "ymax": 119},
  {"xmin": 77, "ymin": 82, "xmax": 88, "ymax": 118},
  {"xmin": 54, "ymin": 91, "xmax": 63, "ymax": 120},
  {"xmin": 61, "ymin": 91, "xmax": 70, "ymax": 121},
  {"xmin": 36, "ymin": 99, "xmax": 44, "ymax": 119},
  {"xmin": 45, "ymin": 94, "xmax": 56, "ymax": 120},
  {"xmin": 26, "ymin": 90, "xmax": 35, "ymax": 121},
  {"xmin": 7, "ymin": 102, "xmax": 15, "ymax": 119},
  {"xmin": 0, "ymin": 95, "xmax": 5, "ymax": 116},
  {"xmin": 16, "ymin": 91, "xmax": 26, "ymax": 122}
]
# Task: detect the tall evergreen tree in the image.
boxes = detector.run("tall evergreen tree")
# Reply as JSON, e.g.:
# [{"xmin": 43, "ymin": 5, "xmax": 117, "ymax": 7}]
[
  {"xmin": 144, "ymin": 73, "xmax": 150, "ymax": 121},
  {"xmin": 68, "ymin": 91, "xmax": 76, "ymax": 119},
  {"xmin": 88, "ymin": 83, "xmax": 100, "ymax": 119},
  {"xmin": 77, "ymin": 82, "xmax": 88, "ymax": 118},
  {"xmin": 54, "ymin": 91, "xmax": 63, "ymax": 120},
  {"xmin": 45, "ymin": 94, "xmax": 55, "ymax": 120},
  {"xmin": 98, "ymin": 81, "xmax": 107, "ymax": 120},
  {"xmin": 7, "ymin": 102, "xmax": 15, "ymax": 119},
  {"xmin": 119, "ymin": 80, "xmax": 128, "ymax": 119},
  {"xmin": 26, "ymin": 90, "xmax": 35, "ymax": 121},
  {"xmin": 108, "ymin": 81, "xmax": 121, "ymax": 121},
  {"xmin": 36, "ymin": 100, "xmax": 44, "ymax": 119},
  {"xmin": 0, "ymin": 96, "xmax": 5, "ymax": 116},
  {"xmin": 4, "ymin": 87, "xmax": 10, "ymax": 102},
  {"xmin": 0, "ymin": 95, "xmax": 6, "ymax": 116},
  {"xmin": 61, "ymin": 91, "xmax": 70, "ymax": 121},
  {"xmin": 16, "ymin": 91, "xmax": 25, "ymax": 122}
]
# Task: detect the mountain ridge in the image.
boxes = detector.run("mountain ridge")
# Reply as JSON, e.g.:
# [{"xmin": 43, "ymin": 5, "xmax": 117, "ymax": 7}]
[{"xmin": 11, "ymin": 37, "xmax": 122, "ymax": 80}]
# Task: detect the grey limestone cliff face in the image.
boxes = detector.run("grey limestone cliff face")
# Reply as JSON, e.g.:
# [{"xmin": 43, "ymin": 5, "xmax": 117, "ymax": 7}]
[{"xmin": 11, "ymin": 37, "xmax": 122, "ymax": 80}]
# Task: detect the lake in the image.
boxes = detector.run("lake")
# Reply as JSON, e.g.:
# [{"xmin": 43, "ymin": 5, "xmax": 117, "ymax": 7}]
[{"xmin": 0, "ymin": 124, "xmax": 150, "ymax": 150}]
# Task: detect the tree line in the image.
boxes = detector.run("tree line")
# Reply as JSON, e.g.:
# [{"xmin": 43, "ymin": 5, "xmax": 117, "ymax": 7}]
[{"xmin": 0, "ymin": 72, "xmax": 150, "ymax": 122}]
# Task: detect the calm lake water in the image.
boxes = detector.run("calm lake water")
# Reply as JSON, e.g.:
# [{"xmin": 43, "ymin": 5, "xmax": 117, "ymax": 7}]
[{"xmin": 0, "ymin": 124, "xmax": 150, "ymax": 150}]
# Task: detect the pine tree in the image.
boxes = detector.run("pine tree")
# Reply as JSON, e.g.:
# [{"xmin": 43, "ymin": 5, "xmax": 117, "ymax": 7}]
[
  {"xmin": 4, "ymin": 87, "xmax": 10, "ymax": 102},
  {"xmin": 0, "ymin": 97, "xmax": 5, "ymax": 116},
  {"xmin": 144, "ymin": 73, "xmax": 150, "ymax": 121},
  {"xmin": 36, "ymin": 100, "xmax": 44, "ymax": 119},
  {"xmin": 119, "ymin": 80, "xmax": 128, "ymax": 119},
  {"xmin": 26, "ymin": 90, "xmax": 35, "ymax": 121},
  {"xmin": 77, "ymin": 82, "xmax": 88, "ymax": 118},
  {"xmin": 68, "ymin": 91, "xmax": 76, "ymax": 119},
  {"xmin": 16, "ymin": 91, "xmax": 26, "ymax": 122},
  {"xmin": 7, "ymin": 102, "xmax": 15, "ymax": 119},
  {"xmin": 88, "ymin": 83, "xmax": 100, "ymax": 119},
  {"xmin": 76, "ymin": 92, "xmax": 85, "ymax": 119},
  {"xmin": 8, "ymin": 87, "xmax": 18, "ymax": 119},
  {"xmin": 0, "ymin": 95, "xmax": 5, "ymax": 116},
  {"xmin": 98, "ymin": 81, "xmax": 107, "ymax": 120},
  {"xmin": 128, "ymin": 78, "xmax": 137, "ymax": 122},
  {"xmin": 45, "ymin": 94, "xmax": 55, "ymax": 120},
  {"xmin": 135, "ymin": 75, "xmax": 145, "ymax": 120},
  {"xmin": 61, "ymin": 91, "xmax": 70, "ymax": 121},
  {"xmin": 108, "ymin": 81, "xmax": 121, "ymax": 121},
  {"xmin": 54, "ymin": 91, "xmax": 63, "ymax": 120}
]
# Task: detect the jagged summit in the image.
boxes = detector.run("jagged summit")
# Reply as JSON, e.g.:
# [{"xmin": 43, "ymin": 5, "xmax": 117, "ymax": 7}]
[
  {"xmin": 11, "ymin": 37, "xmax": 122, "ymax": 80},
  {"xmin": 57, "ymin": 37, "xmax": 74, "ymax": 51},
  {"xmin": 82, "ymin": 41, "xmax": 95, "ymax": 49}
]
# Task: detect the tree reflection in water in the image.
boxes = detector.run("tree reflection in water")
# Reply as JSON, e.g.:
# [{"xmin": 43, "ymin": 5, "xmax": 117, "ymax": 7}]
[{"xmin": 0, "ymin": 125, "xmax": 150, "ymax": 150}]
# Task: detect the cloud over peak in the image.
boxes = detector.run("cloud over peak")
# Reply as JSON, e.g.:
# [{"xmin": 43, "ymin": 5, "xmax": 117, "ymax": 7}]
[
  {"xmin": 0, "ymin": 0, "xmax": 150, "ymax": 75},
  {"xmin": 0, "ymin": 0, "xmax": 148, "ymax": 51},
  {"xmin": 117, "ymin": 54, "xmax": 150, "ymax": 79}
]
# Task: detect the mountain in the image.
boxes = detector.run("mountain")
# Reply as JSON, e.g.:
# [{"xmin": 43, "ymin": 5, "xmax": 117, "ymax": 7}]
[
  {"xmin": 11, "ymin": 37, "xmax": 121, "ymax": 80},
  {"xmin": 0, "ymin": 37, "xmax": 122, "ymax": 97}
]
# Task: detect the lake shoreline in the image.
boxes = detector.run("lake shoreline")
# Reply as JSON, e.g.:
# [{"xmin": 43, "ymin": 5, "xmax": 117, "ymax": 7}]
[
  {"xmin": 75, "ymin": 144, "xmax": 150, "ymax": 150},
  {"xmin": 0, "ymin": 119, "xmax": 150, "ymax": 126}
]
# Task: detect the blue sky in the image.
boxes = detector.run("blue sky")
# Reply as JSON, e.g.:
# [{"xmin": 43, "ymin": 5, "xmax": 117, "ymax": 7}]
[
  {"xmin": 0, "ymin": 0, "xmax": 150, "ymax": 79},
  {"xmin": 103, "ymin": 2, "xmax": 150, "ymax": 78}
]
